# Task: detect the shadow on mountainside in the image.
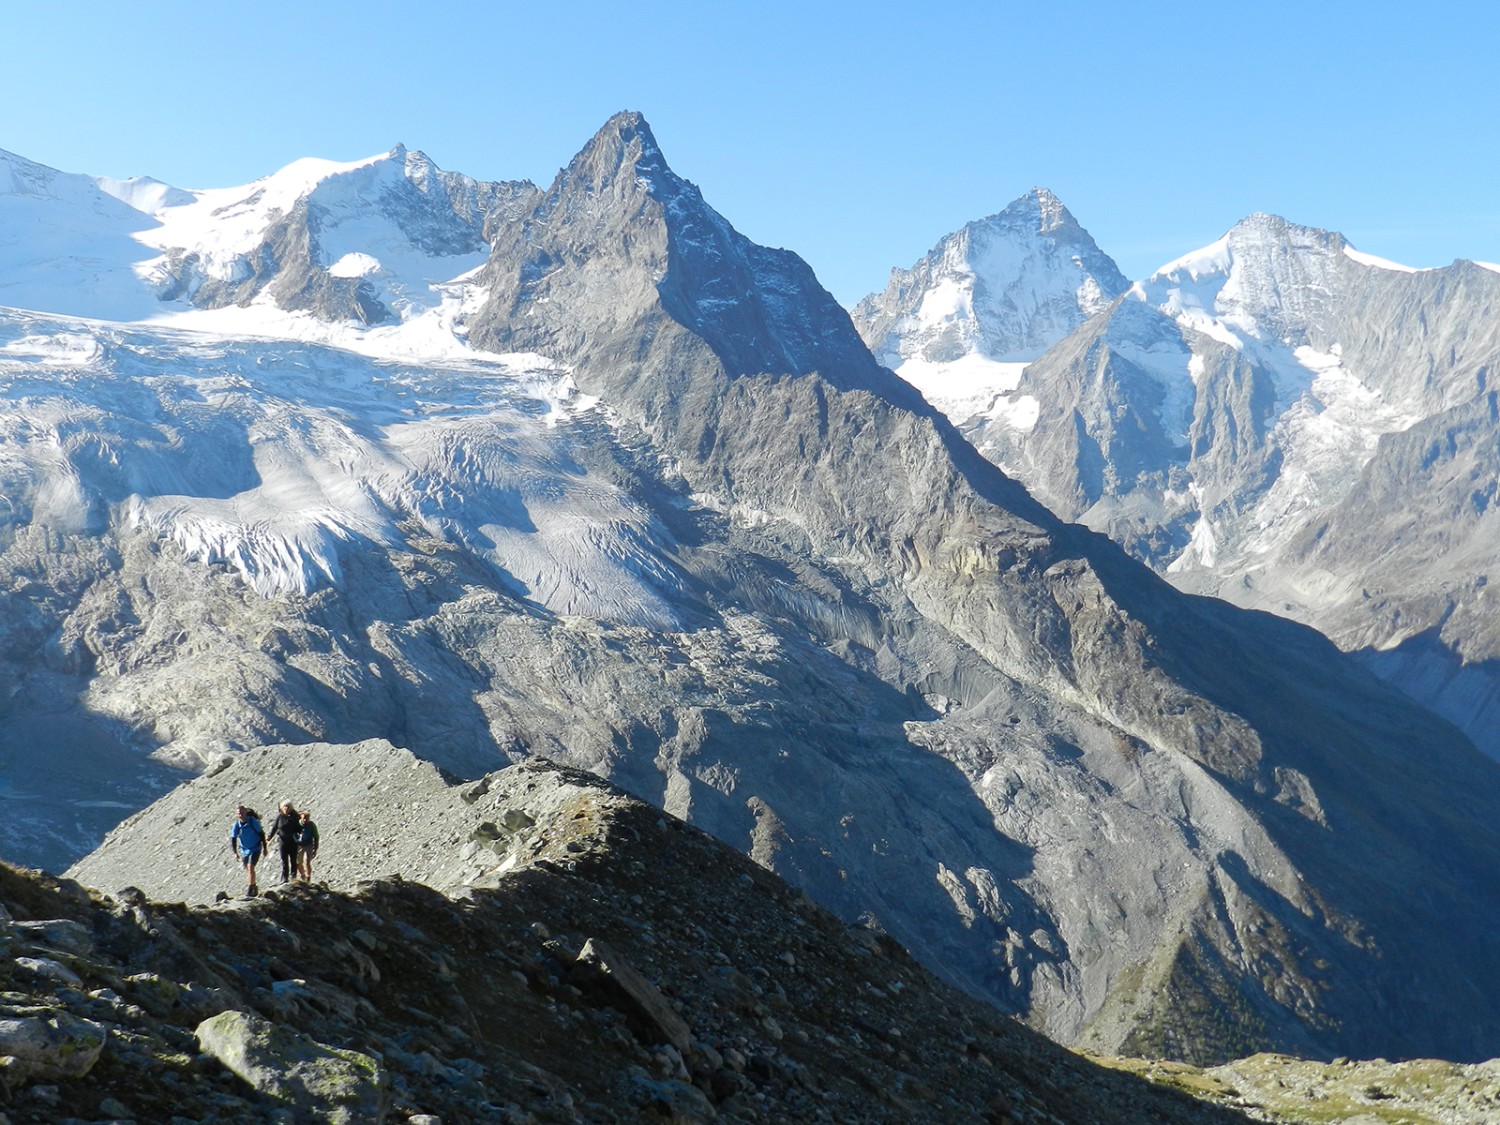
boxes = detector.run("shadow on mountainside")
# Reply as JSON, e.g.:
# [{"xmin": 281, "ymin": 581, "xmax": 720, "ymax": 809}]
[{"xmin": 5, "ymin": 758, "xmax": 1252, "ymax": 1124}]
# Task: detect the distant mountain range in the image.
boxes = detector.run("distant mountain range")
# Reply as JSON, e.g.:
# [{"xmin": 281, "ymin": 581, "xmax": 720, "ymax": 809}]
[
  {"xmin": 4, "ymin": 116, "xmax": 1500, "ymax": 1068},
  {"xmin": 853, "ymin": 198, "xmax": 1500, "ymax": 760}
]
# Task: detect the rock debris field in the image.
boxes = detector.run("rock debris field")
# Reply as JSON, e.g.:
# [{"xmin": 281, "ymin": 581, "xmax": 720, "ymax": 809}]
[{"xmin": 0, "ymin": 741, "xmax": 1252, "ymax": 1123}]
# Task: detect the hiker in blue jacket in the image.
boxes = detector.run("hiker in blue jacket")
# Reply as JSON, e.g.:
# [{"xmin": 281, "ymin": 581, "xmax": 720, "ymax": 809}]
[{"xmin": 230, "ymin": 804, "xmax": 266, "ymax": 898}]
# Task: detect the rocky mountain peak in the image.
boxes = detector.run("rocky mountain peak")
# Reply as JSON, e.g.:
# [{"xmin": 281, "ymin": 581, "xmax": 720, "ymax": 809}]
[
  {"xmin": 563, "ymin": 108, "xmax": 665, "ymax": 191},
  {"xmin": 1230, "ymin": 210, "xmax": 1345, "ymax": 249},
  {"xmin": 851, "ymin": 187, "xmax": 1128, "ymax": 388},
  {"xmin": 470, "ymin": 111, "xmax": 893, "ymax": 401},
  {"xmin": 1030, "ymin": 185, "xmax": 1066, "ymax": 224},
  {"xmin": 989, "ymin": 186, "xmax": 1090, "ymax": 245},
  {"xmin": 1147, "ymin": 212, "xmax": 1353, "ymax": 291},
  {"xmin": 1135, "ymin": 212, "xmax": 1361, "ymax": 349}
]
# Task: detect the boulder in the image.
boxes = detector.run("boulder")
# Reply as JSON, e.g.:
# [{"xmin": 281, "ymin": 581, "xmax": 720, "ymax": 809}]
[
  {"xmin": 574, "ymin": 937, "xmax": 692, "ymax": 1053},
  {"xmin": 14, "ymin": 956, "xmax": 83, "ymax": 988},
  {"xmin": 12, "ymin": 919, "xmax": 93, "ymax": 956},
  {"xmin": 0, "ymin": 1012, "xmax": 106, "ymax": 1085},
  {"xmin": 194, "ymin": 1009, "xmax": 387, "ymax": 1124}
]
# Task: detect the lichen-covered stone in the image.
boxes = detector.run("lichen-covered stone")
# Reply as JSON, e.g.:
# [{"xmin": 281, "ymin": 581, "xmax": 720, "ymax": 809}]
[
  {"xmin": 0, "ymin": 1012, "xmax": 106, "ymax": 1084},
  {"xmin": 194, "ymin": 1009, "xmax": 387, "ymax": 1125}
]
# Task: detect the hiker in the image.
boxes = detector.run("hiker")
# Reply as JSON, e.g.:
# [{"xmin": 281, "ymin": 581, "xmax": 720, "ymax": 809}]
[
  {"xmin": 295, "ymin": 809, "xmax": 320, "ymax": 882},
  {"xmin": 267, "ymin": 800, "xmax": 300, "ymax": 883},
  {"xmin": 230, "ymin": 804, "xmax": 265, "ymax": 898}
]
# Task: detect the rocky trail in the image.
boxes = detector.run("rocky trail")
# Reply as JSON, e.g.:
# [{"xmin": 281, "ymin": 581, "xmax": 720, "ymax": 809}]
[{"xmin": 2, "ymin": 746, "xmax": 1247, "ymax": 1123}]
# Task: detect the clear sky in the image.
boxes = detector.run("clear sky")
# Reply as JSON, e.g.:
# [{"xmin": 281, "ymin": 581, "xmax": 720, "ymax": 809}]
[{"xmin": 5, "ymin": 0, "xmax": 1497, "ymax": 304}]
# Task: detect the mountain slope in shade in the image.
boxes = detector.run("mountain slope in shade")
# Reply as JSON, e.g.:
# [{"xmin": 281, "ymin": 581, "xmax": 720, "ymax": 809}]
[
  {"xmin": 2, "ymin": 116, "xmax": 1500, "ymax": 1069},
  {"xmin": 850, "ymin": 188, "xmax": 1129, "ymax": 422},
  {"xmin": 5, "ymin": 747, "xmax": 1244, "ymax": 1124}
]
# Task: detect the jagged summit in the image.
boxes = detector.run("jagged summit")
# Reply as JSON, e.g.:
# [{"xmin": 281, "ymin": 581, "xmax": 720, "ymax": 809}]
[
  {"xmin": 849, "ymin": 186, "xmax": 1127, "ymax": 421},
  {"xmin": 991, "ymin": 186, "xmax": 1094, "ymax": 243},
  {"xmin": 565, "ymin": 108, "xmax": 666, "ymax": 185},
  {"xmin": 470, "ymin": 110, "xmax": 898, "ymax": 400}
]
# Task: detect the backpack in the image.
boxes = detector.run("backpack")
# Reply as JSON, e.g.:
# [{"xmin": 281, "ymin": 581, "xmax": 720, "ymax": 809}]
[{"xmin": 235, "ymin": 814, "xmax": 265, "ymax": 852}]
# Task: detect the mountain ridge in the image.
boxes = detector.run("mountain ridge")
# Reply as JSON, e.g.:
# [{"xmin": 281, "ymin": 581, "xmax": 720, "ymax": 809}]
[
  {"xmin": 860, "ymin": 197, "xmax": 1500, "ymax": 759},
  {"xmin": 3, "ymin": 114, "xmax": 1500, "ymax": 1068},
  {"xmin": 0, "ymin": 743, "xmax": 1254, "ymax": 1124}
]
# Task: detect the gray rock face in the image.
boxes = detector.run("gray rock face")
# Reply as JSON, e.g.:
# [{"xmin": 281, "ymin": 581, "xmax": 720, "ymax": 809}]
[{"xmin": 6, "ymin": 114, "xmax": 1500, "ymax": 1070}]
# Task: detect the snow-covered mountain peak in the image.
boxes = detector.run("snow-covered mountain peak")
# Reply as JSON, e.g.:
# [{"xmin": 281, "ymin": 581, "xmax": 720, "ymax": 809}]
[
  {"xmin": 0, "ymin": 147, "xmax": 147, "ymax": 221},
  {"xmin": 0, "ymin": 139, "xmax": 549, "ymax": 351},
  {"xmin": 1147, "ymin": 214, "xmax": 1347, "ymax": 287},
  {"xmin": 161, "ymin": 147, "xmax": 539, "ymax": 334},
  {"xmin": 93, "ymin": 174, "xmax": 194, "ymax": 215},
  {"xmin": 849, "ymin": 189, "xmax": 1128, "ymax": 418},
  {"xmin": 0, "ymin": 150, "xmax": 165, "ymax": 321},
  {"xmin": 1031, "ymin": 186, "xmax": 1067, "ymax": 227},
  {"xmin": 1135, "ymin": 213, "xmax": 1364, "ymax": 346},
  {"xmin": 983, "ymin": 187, "xmax": 1091, "ymax": 246}
]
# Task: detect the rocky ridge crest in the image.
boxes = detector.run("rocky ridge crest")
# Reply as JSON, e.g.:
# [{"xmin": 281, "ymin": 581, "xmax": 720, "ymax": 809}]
[{"xmin": 0, "ymin": 744, "xmax": 1249, "ymax": 1124}]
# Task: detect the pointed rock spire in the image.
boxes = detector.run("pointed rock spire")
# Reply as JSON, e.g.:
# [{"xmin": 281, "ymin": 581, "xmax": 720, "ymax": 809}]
[{"xmin": 470, "ymin": 111, "xmax": 901, "ymax": 404}]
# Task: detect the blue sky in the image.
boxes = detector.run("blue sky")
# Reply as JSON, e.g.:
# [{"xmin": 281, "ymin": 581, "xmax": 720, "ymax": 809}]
[{"xmin": 5, "ymin": 0, "xmax": 1497, "ymax": 303}]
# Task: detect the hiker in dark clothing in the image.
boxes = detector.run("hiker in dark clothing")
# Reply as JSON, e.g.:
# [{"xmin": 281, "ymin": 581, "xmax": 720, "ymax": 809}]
[
  {"xmin": 295, "ymin": 809, "xmax": 320, "ymax": 882},
  {"xmin": 230, "ymin": 804, "xmax": 265, "ymax": 898},
  {"xmin": 267, "ymin": 800, "xmax": 300, "ymax": 883}
]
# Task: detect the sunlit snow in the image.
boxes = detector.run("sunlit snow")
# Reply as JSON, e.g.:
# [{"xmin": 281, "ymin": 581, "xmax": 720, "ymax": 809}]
[
  {"xmin": 895, "ymin": 355, "xmax": 1029, "ymax": 423},
  {"xmin": 1342, "ymin": 246, "xmax": 1418, "ymax": 273},
  {"xmin": 0, "ymin": 309, "xmax": 686, "ymax": 627}
]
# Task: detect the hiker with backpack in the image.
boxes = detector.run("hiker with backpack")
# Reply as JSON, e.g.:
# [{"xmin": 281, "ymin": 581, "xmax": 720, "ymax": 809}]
[
  {"xmin": 230, "ymin": 804, "xmax": 266, "ymax": 898},
  {"xmin": 295, "ymin": 809, "xmax": 320, "ymax": 882},
  {"xmin": 267, "ymin": 800, "xmax": 301, "ymax": 883}
]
